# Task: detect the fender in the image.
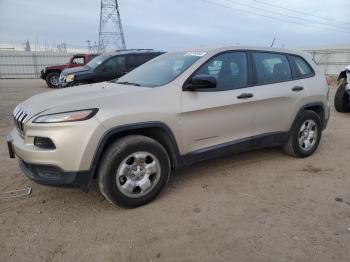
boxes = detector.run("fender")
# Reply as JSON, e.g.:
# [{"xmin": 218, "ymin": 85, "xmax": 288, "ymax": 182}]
[
  {"xmin": 291, "ymin": 102, "xmax": 327, "ymax": 131},
  {"xmin": 85, "ymin": 121, "xmax": 183, "ymax": 190}
]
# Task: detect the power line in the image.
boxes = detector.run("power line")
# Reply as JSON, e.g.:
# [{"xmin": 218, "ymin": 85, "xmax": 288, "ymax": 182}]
[
  {"xmin": 198, "ymin": 0, "xmax": 350, "ymax": 34},
  {"xmin": 251, "ymin": 0, "xmax": 350, "ymax": 26},
  {"xmin": 224, "ymin": 0, "xmax": 350, "ymax": 31}
]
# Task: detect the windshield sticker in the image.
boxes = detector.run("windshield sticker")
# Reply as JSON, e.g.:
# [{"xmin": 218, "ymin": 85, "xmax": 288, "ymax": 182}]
[{"xmin": 184, "ymin": 51, "xmax": 206, "ymax": 57}]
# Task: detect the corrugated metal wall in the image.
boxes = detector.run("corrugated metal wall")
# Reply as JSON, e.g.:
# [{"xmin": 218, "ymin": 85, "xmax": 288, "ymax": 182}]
[
  {"xmin": 1, "ymin": 48, "xmax": 350, "ymax": 78},
  {"xmin": 0, "ymin": 50, "xmax": 73, "ymax": 78}
]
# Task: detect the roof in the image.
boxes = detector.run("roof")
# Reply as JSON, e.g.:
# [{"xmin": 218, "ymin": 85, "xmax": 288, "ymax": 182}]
[
  {"xmin": 102, "ymin": 49, "xmax": 164, "ymax": 56},
  {"xmin": 187, "ymin": 46, "xmax": 305, "ymax": 54}
]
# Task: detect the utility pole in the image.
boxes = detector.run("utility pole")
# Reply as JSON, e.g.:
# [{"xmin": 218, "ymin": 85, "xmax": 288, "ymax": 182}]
[{"xmin": 98, "ymin": 0, "xmax": 126, "ymax": 53}]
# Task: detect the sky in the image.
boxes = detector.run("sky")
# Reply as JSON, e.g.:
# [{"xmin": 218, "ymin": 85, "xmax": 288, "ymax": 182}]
[{"xmin": 1, "ymin": 0, "xmax": 350, "ymax": 51}]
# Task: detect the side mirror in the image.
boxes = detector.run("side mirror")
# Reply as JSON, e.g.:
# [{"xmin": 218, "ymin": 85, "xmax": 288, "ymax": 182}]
[{"xmin": 186, "ymin": 74, "xmax": 217, "ymax": 90}]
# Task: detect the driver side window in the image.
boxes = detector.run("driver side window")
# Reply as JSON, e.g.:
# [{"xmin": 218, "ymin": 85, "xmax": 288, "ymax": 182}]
[{"xmin": 193, "ymin": 52, "xmax": 248, "ymax": 90}]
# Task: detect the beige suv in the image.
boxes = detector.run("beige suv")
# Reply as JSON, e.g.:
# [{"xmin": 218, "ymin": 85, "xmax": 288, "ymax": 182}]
[{"xmin": 6, "ymin": 47, "xmax": 330, "ymax": 207}]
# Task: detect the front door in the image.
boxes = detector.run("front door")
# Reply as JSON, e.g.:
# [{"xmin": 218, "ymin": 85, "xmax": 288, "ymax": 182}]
[
  {"xmin": 98, "ymin": 55, "xmax": 126, "ymax": 81},
  {"xmin": 180, "ymin": 51, "xmax": 255, "ymax": 154}
]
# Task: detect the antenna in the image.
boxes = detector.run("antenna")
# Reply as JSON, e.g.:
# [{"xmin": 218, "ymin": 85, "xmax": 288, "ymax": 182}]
[
  {"xmin": 270, "ymin": 37, "xmax": 276, "ymax": 47},
  {"xmin": 98, "ymin": 0, "xmax": 126, "ymax": 53}
]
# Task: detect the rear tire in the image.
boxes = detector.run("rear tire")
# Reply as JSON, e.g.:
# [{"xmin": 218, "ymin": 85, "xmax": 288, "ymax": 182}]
[
  {"xmin": 45, "ymin": 72, "xmax": 60, "ymax": 88},
  {"xmin": 334, "ymin": 83, "xmax": 350, "ymax": 112},
  {"xmin": 98, "ymin": 135, "xmax": 171, "ymax": 208},
  {"xmin": 283, "ymin": 110, "xmax": 322, "ymax": 158}
]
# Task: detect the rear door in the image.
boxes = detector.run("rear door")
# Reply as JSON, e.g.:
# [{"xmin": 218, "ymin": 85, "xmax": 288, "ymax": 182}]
[
  {"xmin": 248, "ymin": 51, "xmax": 305, "ymax": 137},
  {"xmin": 125, "ymin": 54, "xmax": 157, "ymax": 74},
  {"xmin": 180, "ymin": 51, "xmax": 255, "ymax": 153}
]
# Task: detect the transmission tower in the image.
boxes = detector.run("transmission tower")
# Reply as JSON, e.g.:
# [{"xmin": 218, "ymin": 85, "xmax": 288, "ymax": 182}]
[{"xmin": 98, "ymin": 0, "xmax": 126, "ymax": 52}]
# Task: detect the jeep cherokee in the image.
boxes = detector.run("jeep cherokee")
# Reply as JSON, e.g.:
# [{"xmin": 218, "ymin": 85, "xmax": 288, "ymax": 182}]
[{"xmin": 6, "ymin": 47, "xmax": 330, "ymax": 207}]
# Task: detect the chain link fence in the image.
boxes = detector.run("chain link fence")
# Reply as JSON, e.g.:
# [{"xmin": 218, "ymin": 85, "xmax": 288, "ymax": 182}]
[{"xmin": 0, "ymin": 50, "xmax": 73, "ymax": 79}]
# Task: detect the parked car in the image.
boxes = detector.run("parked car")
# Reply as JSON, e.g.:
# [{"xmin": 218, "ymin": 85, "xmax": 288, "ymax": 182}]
[
  {"xmin": 58, "ymin": 49, "xmax": 164, "ymax": 87},
  {"xmin": 40, "ymin": 54, "xmax": 99, "ymax": 88},
  {"xmin": 7, "ymin": 47, "xmax": 330, "ymax": 207},
  {"xmin": 334, "ymin": 65, "xmax": 350, "ymax": 112}
]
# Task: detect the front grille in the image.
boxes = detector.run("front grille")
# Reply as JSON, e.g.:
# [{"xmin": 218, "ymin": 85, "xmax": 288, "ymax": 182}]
[{"xmin": 13, "ymin": 105, "xmax": 30, "ymax": 135}]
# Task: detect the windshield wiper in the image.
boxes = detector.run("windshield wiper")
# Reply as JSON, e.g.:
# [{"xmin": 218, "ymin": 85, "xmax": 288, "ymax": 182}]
[{"xmin": 116, "ymin": 81, "xmax": 140, "ymax": 86}]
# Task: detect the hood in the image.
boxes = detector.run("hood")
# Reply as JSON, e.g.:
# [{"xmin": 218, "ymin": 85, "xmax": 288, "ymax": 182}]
[
  {"xmin": 61, "ymin": 66, "xmax": 91, "ymax": 75},
  {"xmin": 18, "ymin": 82, "xmax": 149, "ymax": 122},
  {"xmin": 45, "ymin": 63, "xmax": 68, "ymax": 71}
]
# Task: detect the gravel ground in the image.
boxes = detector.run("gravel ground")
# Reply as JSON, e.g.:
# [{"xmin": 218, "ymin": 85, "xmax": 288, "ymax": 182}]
[{"xmin": 0, "ymin": 79, "xmax": 350, "ymax": 262}]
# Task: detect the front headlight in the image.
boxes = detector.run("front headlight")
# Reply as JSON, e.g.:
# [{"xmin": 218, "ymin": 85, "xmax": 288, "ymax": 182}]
[
  {"xmin": 66, "ymin": 74, "xmax": 75, "ymax": 82},
  {"xmin": 33, "ymin": 109, "xmax": 98, "ymax": 123}
]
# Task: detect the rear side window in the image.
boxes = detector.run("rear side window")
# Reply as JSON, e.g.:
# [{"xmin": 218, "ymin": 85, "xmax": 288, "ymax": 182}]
[
  {"xmin": 194, "ymin": 52, "xmax": 248, "ymax": 90},
  {"xmin": 72, "ymin": 56, "xmax": 85, "ymax": 65},
  {"xmin": 292, "ymin": 56, "xmax": 314, "ymax": 77},
  {"xmin": 253, "ymin": 52, "xmax": 292, "ymax": 84}
]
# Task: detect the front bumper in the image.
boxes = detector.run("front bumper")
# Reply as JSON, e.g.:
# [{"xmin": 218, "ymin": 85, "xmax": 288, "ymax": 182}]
[
  {"xmin": 19, "ymin": 159, "xmax": 91, "ymax": 188},
  {"xmin": 58, "ymin": 81, "xmax": 76, "ymax": 88},
  {"xmin": 6, "ymin": 117, "xmax": 106, "ymax": 189}
]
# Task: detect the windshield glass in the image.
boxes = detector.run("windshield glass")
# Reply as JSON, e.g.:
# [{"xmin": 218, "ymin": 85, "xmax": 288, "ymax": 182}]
[
  {"xmin": 117, "ymin": 51, "xmax": 206, "ymax": 87},
  {"xmin": 86, "ymin": 55, "xmax": 108, "ymax": 69}
]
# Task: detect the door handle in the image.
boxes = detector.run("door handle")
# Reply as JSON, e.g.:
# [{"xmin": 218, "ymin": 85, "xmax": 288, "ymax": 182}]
[
  {"xmin": 237, "ymin": 93, "xmax": 253, "ymax": 99},
  {"xmin": 292, "ymin": 86, "xmax": 304, "ymax": 91}
]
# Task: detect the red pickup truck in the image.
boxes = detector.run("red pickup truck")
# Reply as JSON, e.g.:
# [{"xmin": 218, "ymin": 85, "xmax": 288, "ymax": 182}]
[{"xmin": 40, "ymin": 54, "xmax": 99, "ymax": 88}]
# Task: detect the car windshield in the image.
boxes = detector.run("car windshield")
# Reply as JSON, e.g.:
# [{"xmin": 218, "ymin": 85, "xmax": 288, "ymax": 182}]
[
  {"xmin": 116, "ymin": 51, "xmax": 206, "ymax": 87},
  {"xmin": 86, "ymin": 55, "xmax": 108, "ymax": 69}
]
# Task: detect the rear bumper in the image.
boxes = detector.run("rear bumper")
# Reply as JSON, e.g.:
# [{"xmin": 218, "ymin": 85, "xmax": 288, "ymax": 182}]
[{"xmin": 19, "ymin": 159, "xmax": 91, "ymax": 189}]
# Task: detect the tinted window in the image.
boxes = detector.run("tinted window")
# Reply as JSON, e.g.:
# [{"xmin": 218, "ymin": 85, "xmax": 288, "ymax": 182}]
[
  {"xmin": 103, "ymin": 56, "xmax": 126, "ymax": 72},
  {"xmin": 293, "ymin": 56, "xmax": 313, "ymax": 76},
  {"xmin": 127, "ymin": 55, "xmax": 148, "ymax": 69},
  {"xmin": 117, "ymin": 52, "xmax": 203, "ymax": 87},
  {"xmin": 253, "ymin": 52, "xmax": 292, "ymax": 84},
  {"xmin": 193, "ymin": 52, "xmax": 248, "ymax": 90}
]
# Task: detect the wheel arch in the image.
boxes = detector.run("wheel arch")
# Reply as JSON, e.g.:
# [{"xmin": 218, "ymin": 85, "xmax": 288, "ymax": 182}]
[
  {"xmin": 89, "ymin": 122, "xmax": 182, "ymax": 179},
  {"xmin": 292, "ymin": 102, "xmax": 326, "ymax": 130}
]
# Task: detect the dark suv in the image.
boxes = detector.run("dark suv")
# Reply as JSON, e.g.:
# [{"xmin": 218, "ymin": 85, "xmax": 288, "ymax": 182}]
[
  {"xmin": 40, "ymin": 54, "xmax": 99, "ymax": 88},
  {"xmin": 59, "ymin": 49, "xmax": 164, "ymax": 87}
]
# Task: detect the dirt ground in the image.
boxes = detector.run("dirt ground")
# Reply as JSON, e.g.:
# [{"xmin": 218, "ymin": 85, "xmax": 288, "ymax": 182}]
[{"xmin": 0, "ymin": 79, "xmax": 350, "ymax": 262}]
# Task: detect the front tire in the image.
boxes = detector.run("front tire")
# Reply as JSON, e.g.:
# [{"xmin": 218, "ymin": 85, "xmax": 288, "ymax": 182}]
[
  {"xmin": 98, "ymin": 135, "xmax": 171, "ymax": 208},
  {"xmin": 334, "ymin": 83, "xmax": 350, "ymax": 112},
  {"xmin": 283, "ymin": 110, "xmax": 322, "ymax": 158},
  {"xmin": 45, "ymin": 72, "xmax": 60, "ymax": 88}
]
